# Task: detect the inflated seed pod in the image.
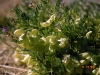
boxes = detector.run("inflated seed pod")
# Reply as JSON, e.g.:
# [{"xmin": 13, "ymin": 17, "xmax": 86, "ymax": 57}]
[
  {"xmin": 13, "ymin": 51, "xmax": 21, "ymax": 58},
  {"xmin": 27, "ymin": 58, "xmax": 38, "ymax": 67},
  {"xmin": 49, "ymin": 35, "xmax": 57, "ymax": 45},
  {"xmin": 33, "ymin": 65, "xmax": 40, "ymax": 71},
  {"xmin": 27, "ymin": 70, "xmax": 40, "ymax": 75},
  {"xmin": 29, "ymin": 29, "xmax": 39, "ymax": 36},
  {"xmin": 40, "ymin": 14, "xmax": 56, "ymax": 27},
  {"xmin": 21, "ymin": 54, "xmax": 30, "ymax": 63},
  {"xmin": 65, "ymin": 62, "xmax": 74, "ymax": 74},
  {"xmin": 75, "ymin": 66, "xmax": 83, "ymax": 75},
  {"xmin": 46, "ymin": 35, "xmax": 57, "ymax": 45},
  {"xmin": 14, "ymin": 29, "xmax": 24, "ymax": 36},
  {"xmin": 40, "ymin": 37, "xmax": 47, "ymax": 45},
  {"xmin": 86, "ymin": 31, "xmax": 92, "ymax": 39},
  {"xmin": 79, "ymin": 52, "xmax": 90, "ymax": 59},
  {"xmin": 90, "ymin": 56, "xmax": 97, "ymax": 66},
  {"xmin": 86, "ymin": 56, "xmax": 91, "ymax": 61},
  {"xmin": 70, "ymin": 56, "xmax": 80, "ymax": 67},
  {"xmin": 18, "ymin": 34, "xmax": 25, "ymax": 47},
  {"xmin": 18, "ymin": 34, "xmax": 33, "ymax": 49},
  {"xmin": 98, "ymin": 66, "xmax": 100, "ymax": 75},
  {"xmin": 14, "ymin": 58, "xmax": 22, "ymax": 66},
  {"xmin": 23, "ymin": 35, "xmax": 32, "ymax": 50},
  {"xmin": 79, "ymin": 59, "xmax": 87, "ymax": 65},
  {"xmin": 92, "ymin": 68, "xmax": 98, "ymax": 75}
]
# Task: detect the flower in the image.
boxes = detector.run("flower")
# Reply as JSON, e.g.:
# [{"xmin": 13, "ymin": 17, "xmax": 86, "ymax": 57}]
[
  {"xmin": 29, "ymin": 2, "xmax": 32, "ymax": 4},
  {"xmin": 2, "ymin": 27, "xmax": 7, "ymax": 32},
  {"xmin": 61, "ymin": 1, "xmax": 65, "ymax": 6},
  {"xmin": 28, "ymin": 2, "xmax": 34, "ymax": 9}
]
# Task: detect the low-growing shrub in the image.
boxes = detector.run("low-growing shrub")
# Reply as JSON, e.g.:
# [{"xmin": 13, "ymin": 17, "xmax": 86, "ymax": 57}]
[{"xmin": 1, "ymin": 0, "xmax": 100, "ymax": 75}]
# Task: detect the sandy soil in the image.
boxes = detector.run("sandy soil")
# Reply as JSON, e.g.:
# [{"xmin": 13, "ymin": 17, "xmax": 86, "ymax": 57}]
[{"xmin": 0, "ymin": 34, "xmax": 27, "ymax": 75}]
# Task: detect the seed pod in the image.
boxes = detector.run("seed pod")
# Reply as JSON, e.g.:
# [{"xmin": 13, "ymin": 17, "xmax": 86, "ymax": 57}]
[
  {"xmin": 13, "ymin": 51, "xmax": 21, "ymax": 58},
  {"xmin": 92, "ymin": 68, "xmax": 98, "ymax": 75},
  {"xmin": 14, "ymin": 58, "xmax": 22, "ymax": 66},
  {"xmin": 90, "ymin": 57, "xmax": 97, "ymax": 66},
  {"xmin": 49, "ymin": 36, "xmax": 57, "ymax": 45},
  {"xmin": 98, "ymin": 66, "xmax": 100, "ymax": 74},
  {"xmin": 58, "ymin": 38, "xmax": 68, "ymax": 48},
  {"xmin": 14, "ymin": 29, "xmax": 24, "ymax": 36},
  {"xmin": 65, "ymin": 62, "xmax": 74, "ymax": 74},
  {"xmin": 18, "ymin": 34, "xmax": 25, "ymax": 47},
  {"xmin": 75, "ymin": 66, "xmax": 83, "ymax": 75},
  {"xmin": 79, "ymin": 52, "xmax": 90, "ymax": 59},
  {"xmin": 21, "ymin": 54, "xmax": 30, "ymax": 63},
  {"xmin": 86, "ymin": 56, "xmax": 91, "ymax": 61},
  {"xmin": 22, "ymin": 34, "xmax": 33, "ymax": 50},
  {"xmin": 70, "ymin": 56, "xmax": 80, "ymax": 67},
  {"xmin": 27, "ymin": 58, "xmax": 38, "ymax": 67},
  {"xmin": 40, "ymin": 37, "xmax": 46, "ymax": 45},
  {"xmin": 80, "ymin": 59, "xmax": 87, "ymax": 65},
  {"xmin": 29, "ymin": 29, "xmax": 39, "ymax": 36},
  {"xmin": 27, "ymin": 70, "xmax": 39, "ymax": 75},
  {"xmin": 40, "ymin": 14, "xmax": 56, "ymax": 27},
  {"xmin": 46, "ymin": 35, "xmax": 57, "ymax": 45},
  {"xmin": 86, "ymin": 31, "xmax": 92, "ymax": 39}
]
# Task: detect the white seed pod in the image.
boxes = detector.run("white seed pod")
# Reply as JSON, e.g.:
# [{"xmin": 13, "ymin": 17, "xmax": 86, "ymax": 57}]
[
  {"xmin": 21, "ymin": 54, "xmax": 30, "ymax": 63},
  {"xmin": 75, "ymin": 18, "xmax": 80, "ymax": 24},
  {"xmin": 98, "ymin": 65, "xmax": 100, "ymax": 74},
  {"xmin": 80, "ymin": 59, "xmax": 87, "ymax": 65},
  {"xmin": 65, "ymin": 62, "xmax": 74, "ymax": 74},
  {"xmin": 92, "ymin": 68, "xmax": 98, "ymax": 75},
  {"xmin": 13, "ymin": 51, "xmax": 21, "ymax": 58},
  {"xmin": 30, "ymin": 29, "xmax": 39, "ymax": 36},
  {"xmin": 40, "ymin": 14, "xmax": 56, "ymax": 27},
  {"xmin": 75, "ymin": 66, "xmax": 83, "ymax": 74},
  {"xmin": 14, "ymin": 58, "xmax": 22, "ymax": 66},
  {"xmin": 86, "ymin": 31, "xmax": 92, "ymax": 39},
  {"xmin": 70, "ymin": 56, "xmax": 80, "ymax": 67},
  {"xmin": 79, "ymin": 52, "xmax": 90, "ymax": 58},
  {"xmin": 14, "ymin": 29, "xmax": 24, "ymax": 36},
  {"xmin": 49, "ymin": 36, "xmax": 57, "ymax": 45}
]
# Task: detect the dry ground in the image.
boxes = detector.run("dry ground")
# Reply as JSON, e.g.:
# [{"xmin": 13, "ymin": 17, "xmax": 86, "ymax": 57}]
[{"xmin": 0, "ymin": 34, "xmax": 27, "ymax": 75}]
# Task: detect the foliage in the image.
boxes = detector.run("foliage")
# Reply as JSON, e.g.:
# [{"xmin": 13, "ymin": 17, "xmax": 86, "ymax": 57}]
[{"xmin": 1, "ymin": 0, "xmax": 100, "ymax": 75}]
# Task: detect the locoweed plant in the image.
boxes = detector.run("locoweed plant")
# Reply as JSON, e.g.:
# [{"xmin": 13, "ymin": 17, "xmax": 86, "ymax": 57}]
[{"xmin": 1, "ymin": 0, "xmax": 100, "ymax": 75}]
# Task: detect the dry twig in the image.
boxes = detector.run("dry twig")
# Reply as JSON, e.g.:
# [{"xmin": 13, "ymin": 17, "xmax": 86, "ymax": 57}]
[{"xmin": 0, "ymin": 65, "xmax": 28, "ymax": 72}]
